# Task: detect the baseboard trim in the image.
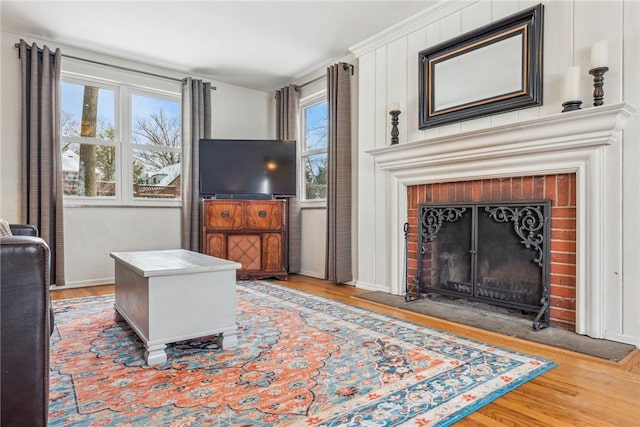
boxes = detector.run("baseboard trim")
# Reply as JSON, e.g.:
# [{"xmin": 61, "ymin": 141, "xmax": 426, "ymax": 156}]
[
  {"xmin": 605, "ymin": 332, "xmax": 640, "ymax": 348},
  {"xmin": 50, "ymin": 278, "xmax": 114, "ymax": 290},
  {"xmin": 354, "ymin": 280, "xmax": 390, "ymax": 293},
  {"xmin": 297, "ymin": 269, "xmax": 324, "ymax": 279}
]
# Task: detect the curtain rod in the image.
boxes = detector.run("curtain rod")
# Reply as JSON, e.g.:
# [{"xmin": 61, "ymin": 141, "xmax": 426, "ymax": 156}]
[
  {"xmin": 295, "ymin": 62, "xmax": 355, "ymax": 90},
  {"xmin": 297, "ymin": 74, "xmax": 324, "ymax": 90},
  {"xmin": 15, "ymin": 43, "xmax": 217, "ymax": 90}
]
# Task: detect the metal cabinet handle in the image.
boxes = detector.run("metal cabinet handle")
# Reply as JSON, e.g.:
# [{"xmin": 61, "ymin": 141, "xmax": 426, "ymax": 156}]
[
  {"xmin": 221, "ymin": 211, "xmax": 230, "ymax": 217},
  {"xmin": 258, "ymin": 210, "xmax": 267, "ymax": 217}
]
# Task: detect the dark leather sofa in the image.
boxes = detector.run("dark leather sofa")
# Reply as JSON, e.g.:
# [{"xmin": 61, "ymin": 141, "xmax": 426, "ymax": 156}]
[{"xmin": 1, "ymin": 224, "xmax": 52, "ymax": 426}]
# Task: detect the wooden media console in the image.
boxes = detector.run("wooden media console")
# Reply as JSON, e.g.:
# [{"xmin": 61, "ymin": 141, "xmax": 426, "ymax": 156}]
[{"xmin": 202, "ymin": 199, "xmax": 288, "ymax": 280}]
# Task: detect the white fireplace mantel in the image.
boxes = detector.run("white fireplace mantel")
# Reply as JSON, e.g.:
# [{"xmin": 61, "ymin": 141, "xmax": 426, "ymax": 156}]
[
  {"xmin": 366, "ymin": 103, "xmax": 635, "ymax": 340},
  {"xmin": 368, "ymin": 103, "xmax": 634, "ymax": 172}
]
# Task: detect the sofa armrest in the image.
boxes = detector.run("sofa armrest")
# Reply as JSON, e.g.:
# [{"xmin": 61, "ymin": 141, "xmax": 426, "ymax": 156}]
[
  {"xmin": 1, "ymin": 235, "xmax": 51, "ymax": 427},
  {"xmin": 9, "ymin": 224, "xmax": 39, "ymax": 236}
]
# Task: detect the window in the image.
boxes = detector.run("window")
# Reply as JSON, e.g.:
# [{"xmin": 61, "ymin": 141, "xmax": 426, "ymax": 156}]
[
  {"xmin": 61, "ymin": 77, "xmax": 181, "ymax": 204},
  {"xmin": 300, "ymin": 94, "xmax": 328, "ymax": 202},
  {"xmin": 61, "ymin": 81, "xmax": 117, "ymax": 198},
  {"xmin": 130, "ymin": 93, "xmax": 181, "ymax": 200}
]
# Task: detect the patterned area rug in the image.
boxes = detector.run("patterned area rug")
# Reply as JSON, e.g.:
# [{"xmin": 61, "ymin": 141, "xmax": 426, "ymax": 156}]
[{"xmin": 49, "ymin": 281, "xmax": 555, "ymax": 426}]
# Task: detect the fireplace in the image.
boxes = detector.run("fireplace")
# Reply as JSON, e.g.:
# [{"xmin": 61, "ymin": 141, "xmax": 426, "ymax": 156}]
[
  {"xmin": 411, "ymin": 200, "xmax": 551, "ymax": 329},
  {"xmin": 365, "ymin": 104, "xmax": 633, "ymax": 341},
  {"xmin": 406, "ymin": 175, "xmax": 575, "ymax": 329}
]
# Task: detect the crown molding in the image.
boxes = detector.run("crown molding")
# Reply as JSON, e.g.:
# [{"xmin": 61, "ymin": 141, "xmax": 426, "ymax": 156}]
[{"xmin": 349, "ymin": 0, "xmax": 480, "ymax": 58}]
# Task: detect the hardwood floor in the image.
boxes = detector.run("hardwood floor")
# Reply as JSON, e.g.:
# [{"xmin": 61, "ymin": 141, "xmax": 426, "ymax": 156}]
[{"xmin": 51, "ymin": 274, "xmax": 640, "ymax": 426}]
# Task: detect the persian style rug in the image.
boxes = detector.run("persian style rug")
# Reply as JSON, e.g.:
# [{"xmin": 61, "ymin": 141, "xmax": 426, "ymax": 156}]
[{"xmin": 49, "ymin": 281, "xmax": 555, "ymax": 426}]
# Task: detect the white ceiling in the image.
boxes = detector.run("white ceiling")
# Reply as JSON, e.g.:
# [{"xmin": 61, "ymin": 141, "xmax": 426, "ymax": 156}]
[{"xmin": 1, "ymin": 1, "xmax": 435, "ymax": 92}]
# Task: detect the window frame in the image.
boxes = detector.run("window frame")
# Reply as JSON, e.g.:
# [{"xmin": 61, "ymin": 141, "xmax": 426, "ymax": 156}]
[
  {"xmin": 299, "ymin": 90, "xmax": 328, "ymax": 207},
  {"xmin": 61, "ymin": 72, "xmax": 182, "ymax": 207},
  {"xmin": 127, "ymin": 88, "xmax": 182, "ymax": 202}
]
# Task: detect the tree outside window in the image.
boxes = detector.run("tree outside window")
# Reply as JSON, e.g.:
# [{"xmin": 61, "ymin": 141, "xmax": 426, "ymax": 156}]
[
  {"xmin": 130, "ymin": 94, "xmax": 181, "ymax": 199},
  {"xmin": 61, "ymin": 82, "xmax": 117, "ymax": 197}
]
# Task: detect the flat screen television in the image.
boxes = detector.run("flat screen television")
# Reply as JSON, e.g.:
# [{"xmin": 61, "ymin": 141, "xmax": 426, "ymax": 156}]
[{"xmin": 199, "ymin": 139, "xmax": 297, "ymax": 198}]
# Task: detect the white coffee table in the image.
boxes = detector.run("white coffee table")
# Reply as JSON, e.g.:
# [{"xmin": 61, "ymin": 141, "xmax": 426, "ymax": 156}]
[{"xmin": 110, "ymin": 249, "xmax": 242, "ymax": 366}]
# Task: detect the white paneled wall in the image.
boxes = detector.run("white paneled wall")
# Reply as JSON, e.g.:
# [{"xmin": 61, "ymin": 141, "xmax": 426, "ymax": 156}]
[
  {"xmin": 357, "ymin": 0, "xmax": 631, "ymax": 146},
  {"xmin": 406, "ymin": 28, "xmax": 426, "ymax": 143},
  {"xmin": 351, "ymin": 0, "xmax": 639, "ymax": 346},
  {"xmin": 620, "ymin": 0, "xmax": 640, "ymax": 345},
  {"xmin": 355, "ymin": 53, "xmax": 379, "ymax": 288}
]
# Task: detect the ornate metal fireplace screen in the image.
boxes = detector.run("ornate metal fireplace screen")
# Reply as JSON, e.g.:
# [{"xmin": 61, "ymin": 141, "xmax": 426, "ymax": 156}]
[{"xmin": 406, "ymin": 201, "xmax": 551, "ymax": 330}]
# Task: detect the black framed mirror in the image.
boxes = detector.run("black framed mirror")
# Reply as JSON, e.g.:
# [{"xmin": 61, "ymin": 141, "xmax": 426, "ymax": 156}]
[{"xmin": 419, "ymin": 4, "xmax": 544, "ymax": 129}]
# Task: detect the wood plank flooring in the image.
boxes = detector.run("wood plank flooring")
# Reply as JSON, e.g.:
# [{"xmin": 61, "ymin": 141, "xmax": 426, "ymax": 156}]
[{"xmin": 51, "ymin": 274, "xmax": 640, "ymax": 426}]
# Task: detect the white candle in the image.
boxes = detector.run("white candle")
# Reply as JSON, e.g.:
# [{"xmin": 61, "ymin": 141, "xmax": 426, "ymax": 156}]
[
  {"xmin": 389, "ymin": 102, "xmax": 400, "ymax": 112},
  {"xmin": 590, "ymin": 40, "xmax": 608, "ymax": 68},
  {"xmin": 564, "ymin": 66, "xmax": 581, "ymax": 101}
]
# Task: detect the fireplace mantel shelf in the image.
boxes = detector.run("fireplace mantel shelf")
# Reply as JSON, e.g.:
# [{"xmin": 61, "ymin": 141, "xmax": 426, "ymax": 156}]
[{"xmin": 367, "ymin": 103, "xmax": 635, "ymax": 171}]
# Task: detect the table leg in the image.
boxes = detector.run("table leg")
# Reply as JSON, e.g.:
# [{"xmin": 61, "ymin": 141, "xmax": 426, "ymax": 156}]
[
  {"xmin": 220, "ymin": 331, "xmax": 238, "ymax": 349},
  {"xmin": 145, "ymin": 343, "xmax": 167, "ymax": 366}
]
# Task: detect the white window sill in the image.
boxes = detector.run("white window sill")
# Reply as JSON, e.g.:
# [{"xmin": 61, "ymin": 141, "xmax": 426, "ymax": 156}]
[{"xmin": 64, "ymin": 199, "xmax": 182, "ymax": 208}]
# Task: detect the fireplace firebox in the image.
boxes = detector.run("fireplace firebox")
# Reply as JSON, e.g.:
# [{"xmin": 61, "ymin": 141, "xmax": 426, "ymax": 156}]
[{"xmin": 408, "ymin": 201, "xmax": 551, "ymax": 330}]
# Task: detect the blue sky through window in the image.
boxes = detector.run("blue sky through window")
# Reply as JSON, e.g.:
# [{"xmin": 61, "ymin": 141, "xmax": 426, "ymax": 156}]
[
  {"xmin": 305, "ymin": 101, "xmax": 327, "ymax": 151},
  {"xmin": 131, "ymin": 94, "xmax": 181, "ymax": 145},
  {"xmin": 131, "ymin": 94, "xmax": 180, "ymax": 124},
  {"xmin": 61, "ymin": 83, "xmax": 181, "ymax": 140}
]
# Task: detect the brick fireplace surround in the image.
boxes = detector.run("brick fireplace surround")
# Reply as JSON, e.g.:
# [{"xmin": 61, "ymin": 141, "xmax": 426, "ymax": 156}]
[
  {"xmin": 407, "ymin": 174, "xmax": 577, "ymax": 330},
  {"xmin": 366, "ymin": 103, "xmax": 633, "ymax": 341}
]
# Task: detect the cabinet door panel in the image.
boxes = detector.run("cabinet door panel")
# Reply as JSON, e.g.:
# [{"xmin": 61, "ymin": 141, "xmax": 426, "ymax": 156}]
[
  {"xmin": 262, "ymin": 233, "xmax": 282, "ymax": 272},
  {"xmin": 204, "ymin": 233, "xmax": 226, "ymax": 259},
  {"xmin": 204, "ymin": 202, "xmax": 243, "ymax": 230},
  {"xmin": 227, "ymin": 234, "xmax": 261, "ymax": 270},
  {"xmin": 245, "ymin": 201, "xmax": 283, "ymax": 230}
]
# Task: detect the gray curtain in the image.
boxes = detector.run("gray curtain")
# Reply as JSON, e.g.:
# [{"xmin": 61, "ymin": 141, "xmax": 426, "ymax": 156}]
[
  {"xmin": 325, "ymin": 63, "xmax": 352, "ymax": 283},
  {"xmin": 181, "ymin": 78, "xmax": 212, "ymax": 251},
  {"xmin": 275, "ymin": 85, "xmax": 301, "ymax": 273},
  {"xmin": 19, "ymin": 39, "xmax": 65, "ymax": 285}
]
